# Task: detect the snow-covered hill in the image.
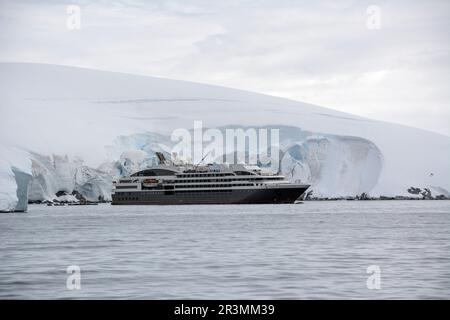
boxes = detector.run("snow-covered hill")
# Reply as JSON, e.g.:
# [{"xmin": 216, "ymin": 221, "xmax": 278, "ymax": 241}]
[{"xmin": 1, "ymin": 63, "xmax": 449, "ymax": 211}]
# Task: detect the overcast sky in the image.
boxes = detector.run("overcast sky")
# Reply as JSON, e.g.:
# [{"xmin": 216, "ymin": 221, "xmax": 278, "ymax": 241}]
[{"xmin": 1, "ymin": 0, "xmax": 449, "ymax": 136}]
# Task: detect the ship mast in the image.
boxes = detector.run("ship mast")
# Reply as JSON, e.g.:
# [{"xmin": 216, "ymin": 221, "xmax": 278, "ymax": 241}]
[{"xmin": 194, "ymin": 150, "xmax": 211, "ymax": 170}]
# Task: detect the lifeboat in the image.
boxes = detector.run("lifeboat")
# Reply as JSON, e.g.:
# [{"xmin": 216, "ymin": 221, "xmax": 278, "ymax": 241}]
[{"xmin": 142, "ymin": 178, "xmax": 159, "ymax": 187}]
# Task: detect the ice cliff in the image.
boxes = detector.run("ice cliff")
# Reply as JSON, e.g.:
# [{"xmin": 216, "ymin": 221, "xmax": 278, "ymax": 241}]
[
  {"xmin": 28, "ymin": 152, "xmax": 111, "ymax": 203},
  {"xmin": 0, "ymin": 147, "xmax": 32, "ymax": 212}
]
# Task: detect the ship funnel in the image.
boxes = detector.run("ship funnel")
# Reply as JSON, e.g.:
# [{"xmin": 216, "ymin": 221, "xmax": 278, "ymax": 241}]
[{"xmin": 155, "ymin": 152, "xmax": 167, "ymax": 164}]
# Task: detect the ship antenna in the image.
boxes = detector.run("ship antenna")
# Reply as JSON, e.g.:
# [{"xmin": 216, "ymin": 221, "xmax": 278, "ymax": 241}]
[{"xmin": 194, "ymin": 150, "xmax": 211, "ymax": 169}]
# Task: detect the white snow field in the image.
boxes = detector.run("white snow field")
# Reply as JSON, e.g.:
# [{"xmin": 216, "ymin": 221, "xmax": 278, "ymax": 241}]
[{"xmin": 1, "ymin": 63, "xmax": 449, "ymax": 210}]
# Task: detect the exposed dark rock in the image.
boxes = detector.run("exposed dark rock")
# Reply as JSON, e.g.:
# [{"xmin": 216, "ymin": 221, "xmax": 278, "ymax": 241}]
[
  {"xmin": 421, "ymin": 188, "xmax": 433, "ymax": 199},
  {"xmin": 55, "ymin": 190, "xmax": 68, "ymax": 197},
  {"xmin": 407, "ymin": 187, "xmax": 421, "ymax": 195},
  {"xmin": 71, "ymin": 190, "xmax": 87, "ymax": 202},
  {"xmin": 357, "ymin": 192, "xmax": 370, "ymax": 200},
  {"xmin": 395, "ymin": 196, "xmax": 412, "ymax": 200}
]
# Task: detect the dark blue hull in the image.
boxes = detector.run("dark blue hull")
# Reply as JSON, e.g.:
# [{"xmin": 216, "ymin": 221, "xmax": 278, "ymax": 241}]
[{"xmin": 112, "ymin": 186, "xmax": 309, "ymax": 205}]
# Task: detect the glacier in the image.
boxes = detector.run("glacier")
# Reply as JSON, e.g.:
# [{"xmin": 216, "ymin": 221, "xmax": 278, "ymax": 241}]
[{"xmin": 0, "ymin": 62, "xmax": 449, "ymax": 210}]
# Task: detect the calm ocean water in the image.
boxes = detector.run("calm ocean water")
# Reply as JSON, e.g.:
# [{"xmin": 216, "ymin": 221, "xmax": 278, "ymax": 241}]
[{"xmin": 0, "ymin": 201, "xmax": 449, "ymax": 299}]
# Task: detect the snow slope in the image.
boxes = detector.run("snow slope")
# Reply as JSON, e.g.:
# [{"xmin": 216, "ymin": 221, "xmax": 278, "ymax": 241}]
[{"xmin": 0, "ymin": 62, "xmax": 449, "ymax": 208}]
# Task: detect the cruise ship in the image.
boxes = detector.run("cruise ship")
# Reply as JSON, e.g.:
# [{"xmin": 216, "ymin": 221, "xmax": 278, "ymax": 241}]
[{"xmin": 111, "ymin": 153, "xmax": 309, "ymax": 205}]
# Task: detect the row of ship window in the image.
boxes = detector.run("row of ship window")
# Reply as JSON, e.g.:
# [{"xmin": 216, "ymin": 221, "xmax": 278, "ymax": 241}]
[
  {"xmin": 116, "ymin": 185, "xmax": 138, "ymax": 189},
  {"xmin": 117, "ymin": 177, "xmax": 284, "ymax": 184},
  {"xmin": 115, "ymin": 189, "xmax": 255, "ymax": 201},
  {"xmin": 176, "ymin": 179, "xmax": 261, "ymax": 183},
  {"xmin": 175, "ymin": 177, "xmax": 283, "ymax": 182},
  {"xmin": 178, "ymin": 173, "xmax": 234, "ymax": 177},
  {"xmin": 117, "ymin": 196, "xmax": 138, "ymax": 201},
  {"xmin": 117, "ymin": 183, "xmax": 265, "ymax": 190},
  {"xmin": 175, "ymin": 183, "xmax": 255, "ymax": 188}
]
